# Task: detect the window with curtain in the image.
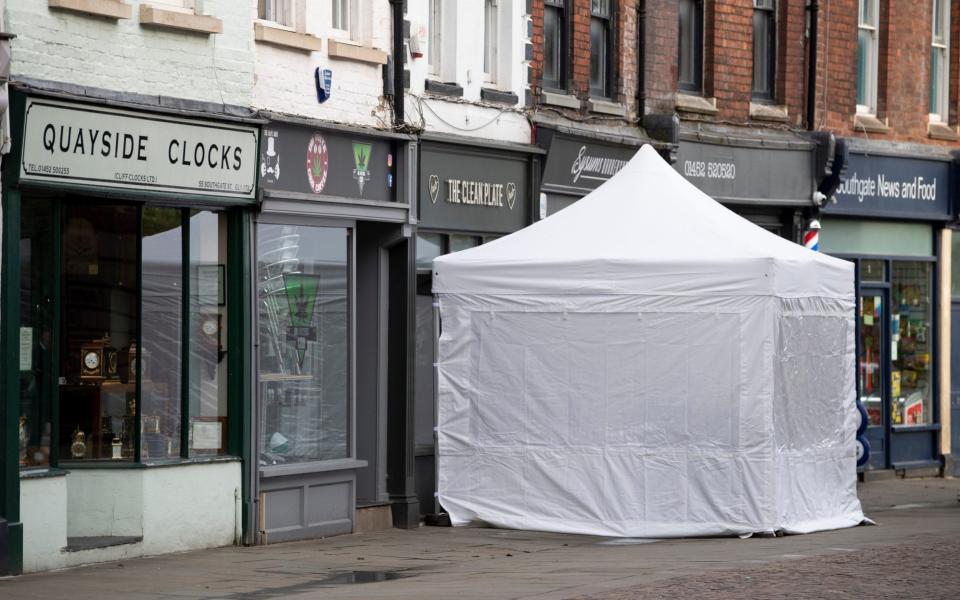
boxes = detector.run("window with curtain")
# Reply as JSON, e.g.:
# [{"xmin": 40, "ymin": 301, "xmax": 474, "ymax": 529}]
[
  {"xmin": 929, "ymin": 0, "xmax": 950, "ymax": 120},
  {"xmin": 678, "ymin": 0, "xmax": 703, "ymax": 93},
  {"xmin": 752, "ymin": 0, "xmax": 776, "ymax": 101},
  {"xmin": 589, "ymin": 0, "xmax": 613, "ymax": 98},
  {"xmin": 543, "ymin": 0, "xmax": 567, "ymax": 90},
  {"xmin": 484, "ymin": 0, "xmax": 499, "ymax": 83},
  {"xmin": 333, "ymin": 0, "xmax": 351, "ymax": 33},
  {"xmin": 857, "ymin": 0, "xmax": 879, "ymax": 113}
]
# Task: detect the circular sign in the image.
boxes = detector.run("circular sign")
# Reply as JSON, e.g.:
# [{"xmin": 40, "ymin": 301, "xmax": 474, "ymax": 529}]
[
  {"xmin": 856, "ymin": 401, "xmax": 868, "ymax": 437},
  {"xmin": 856, "ymin": 435, "xmax": 871, "ymax": 467},
  {"xmin": 306, "ymin": 133, "xmax": 329, "ymax": 194}
]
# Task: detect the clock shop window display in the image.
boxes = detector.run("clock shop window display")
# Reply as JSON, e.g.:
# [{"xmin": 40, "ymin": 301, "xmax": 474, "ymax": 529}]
[{"xmin": 19, "ymin": 198, "xmax": 232, "ymax": 466}]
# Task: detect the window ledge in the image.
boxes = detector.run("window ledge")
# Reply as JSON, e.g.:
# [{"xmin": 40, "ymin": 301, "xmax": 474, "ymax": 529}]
[
  {"xmin": 928, "ymin": 121, "xmax": 958, "ymax": 141},
  {"xmin": 254, "ymin": 20, "xmax": 322, "ymax": 53},
  {"xmin": 20, "ymin": 467, "xmax": 70, "ymax": 480},
  {"xmin": 749, "ymin": 102, "xmax": 789, "ymax": 122},
  {"xmin": 327, "ymin": 39, "xmax": 388, "ymax": 65},
  {"xmin": 48, "ymin": 0, "xmax": 131, "ymax": 20},
  {"xmin": 542, "ymin": 90, "xmax": 580, "ymax": 109},
  {"xmin": 425, "ymin": 79, "xmax": 464, "ymax": 97},
  {"xmin": 481, "ymin": 87, "xmax": 519, "ymax": 105},
  {"xmin": 140, "ymin": 4, "xmax": 222, "ymax": 34},
  {"xmin": 260, "ymin": 458, "xmax": 369, "ymax": 478},
  {"xmin": 853, "ymin": 113, "xmax": 889, "ymax": 133},
  {"xmin": 675, "ymin": 93, "xmax": 718, "ymax": 115},
  {"xmin": 589, "ymin": 98, "xmax": 626, "ymax": 117}
]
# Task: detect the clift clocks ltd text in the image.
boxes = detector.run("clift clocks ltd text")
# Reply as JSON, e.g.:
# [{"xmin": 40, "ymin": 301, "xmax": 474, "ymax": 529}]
[{"xmin": 40, "ymin": 124, "xmax": 245, "ymax": 171}]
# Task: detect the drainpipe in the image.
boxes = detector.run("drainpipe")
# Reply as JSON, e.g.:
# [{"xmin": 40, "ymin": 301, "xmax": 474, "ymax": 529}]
[
  {"xmin": 390, "ymin": 0, "xmax": 405, "ymax": 127},
  {"xmin": 806, "ymin": 0, "xmax": 819, "ymax": 130}
]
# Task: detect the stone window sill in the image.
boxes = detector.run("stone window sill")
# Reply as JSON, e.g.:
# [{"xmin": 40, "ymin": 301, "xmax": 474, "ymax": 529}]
[
  {"xmin": 481, "ymin": 87, "xmax": 519, "ymax": 105},
  {"xmin": 140, "ymin": 4, "xmax": 222, "ymax": 34},
  {"xmin": 254, "ymin": 20, "xmax": 322, "ymax": 53},
  {"xmin": 928, "ymin": 121, "xmax": 958, "ymax": 141},
  {"xmin": 589, "ymin": 98, "xmax": 626, "ymax": 117},
  {"xmin": 542, "ymin": 91, "xmax": 580, "ymax": 109},
  {"xmin": 48, "ymin": 0, "xmax": 131, "ymax": 20},
  {"xmin": 425, "ymin": 79, "xmax": 463, "ymax": 97},
  {"xmin": 676, "ymin": 93, "xmax": 718, "ymax": 115},
  {"xmin": 749, "ymin": 102, "xmax": 789, "ymax": 122},
  {"xmin": 853, "ymin": 113, "xmax": 889, "ymax": 133},
  {"xmin": 328, "ymin": 39, "xmax": 388, "ymax": 65}
]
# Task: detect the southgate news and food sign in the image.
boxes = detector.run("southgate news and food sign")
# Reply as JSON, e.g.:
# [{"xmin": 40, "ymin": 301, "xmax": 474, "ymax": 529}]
[
  {"xmin": 20, "ymin": 98, "xmax": 258, "ymax": 200},
  {"xmin": 827, "ymin": 151, "xmax": 951, "ymax": 220}
]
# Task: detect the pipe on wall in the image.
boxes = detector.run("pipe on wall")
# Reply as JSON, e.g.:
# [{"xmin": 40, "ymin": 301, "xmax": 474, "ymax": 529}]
[{"xmin": 806, "ymin": 0, "xmax": 820, "ymax": 130}]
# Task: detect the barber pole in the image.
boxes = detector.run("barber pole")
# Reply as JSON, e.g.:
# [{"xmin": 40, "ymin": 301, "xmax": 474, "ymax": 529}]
[{"xmin": 803, "ymin": 219, "xmax": 821, "ymax": 251}]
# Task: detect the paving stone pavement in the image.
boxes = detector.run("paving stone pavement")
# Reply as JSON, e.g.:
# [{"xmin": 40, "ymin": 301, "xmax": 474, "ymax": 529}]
[{"xmin": 0, "ymin": 477, "xmax": 958, "ymax": 600}]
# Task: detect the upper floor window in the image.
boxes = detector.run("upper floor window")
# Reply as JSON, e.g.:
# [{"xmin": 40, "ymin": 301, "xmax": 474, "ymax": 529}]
[
  {"xmin": 930, "ymin": 0, "xmax": 950, "ymax": 121},
  {"xmin": 752, "ymin": 0, "xmax": 776, "ymax": 101},
  {"xmin": 429, "ymin": 0, "xmax": 443, "ymax": 76},
  {"xmin": 543, "ymin": 0, "xmax": 568, "ymax": 91},
  {"xmin": 589, "ymin": 0, "xmax": 613, "ymax": 98},
  {"xmin": 678, "ymin": 0, "xmax": 704, "ymax": 94},
  {"xmin": 856, "ymin": 0, "xmax": 879, "ymax": 114},
  {"xmin": 260, "ymin": 0, "xmax": 295, "ymax": 29},
  {"xmin": 484, "ymin": 0, "xmax": 499, "ymax": 84}
]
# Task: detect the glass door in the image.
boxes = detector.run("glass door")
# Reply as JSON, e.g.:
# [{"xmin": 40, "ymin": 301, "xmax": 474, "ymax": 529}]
[{"xmin": 859, "ymin": 286, "xmax": 888, "ymax": 469}]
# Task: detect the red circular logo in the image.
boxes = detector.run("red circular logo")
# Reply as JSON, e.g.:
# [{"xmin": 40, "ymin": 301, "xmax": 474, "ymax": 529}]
[{"xmin": 306, "ymin": 133, "xmax": 329, "ymax": 194}]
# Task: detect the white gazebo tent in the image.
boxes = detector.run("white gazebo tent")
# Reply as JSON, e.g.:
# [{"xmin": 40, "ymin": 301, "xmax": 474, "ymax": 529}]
[{"xmin": 432, "ymin": 145, "xmax": 864, "ymax": 538}]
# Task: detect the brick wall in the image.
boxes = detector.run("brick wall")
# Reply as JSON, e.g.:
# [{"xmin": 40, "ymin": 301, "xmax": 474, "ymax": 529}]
[
  {"xmin": 6, "ymin": 0, "xmax": 254, "ymax": 107},
  {"xmin": 639, "ymin": 0, "xmax": 678, "ymax": 115},
  {"xmin": 708, "ymin": 0, "xmax": 753, "ymax": 120},
  {"xmin": 817, "ymin": 0, "xmax": 957, "ymax": 145},
  {"xmin": 530, "ymin": 0, "xmax": 639, "ymax": 120}
]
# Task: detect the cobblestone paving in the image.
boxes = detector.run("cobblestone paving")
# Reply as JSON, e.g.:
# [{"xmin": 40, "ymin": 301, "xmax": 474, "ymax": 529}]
[{"xmin": 581, "ymin": 539, "xmax": 960, "ymax": 600}]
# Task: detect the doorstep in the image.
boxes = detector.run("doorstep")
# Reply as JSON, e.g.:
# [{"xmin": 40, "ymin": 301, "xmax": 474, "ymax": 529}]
[
  {"xmin": 64, "ymin": 536, "xmax": 143, "ymax": 553},
  {"xmin": 354, "ymin": 504, "xmax": 392, "ymax": 533}
]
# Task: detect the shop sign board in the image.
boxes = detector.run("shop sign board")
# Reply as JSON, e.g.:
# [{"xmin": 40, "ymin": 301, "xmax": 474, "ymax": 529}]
[
  {"xmin": 675, "ymin": 140, "xmax": 814, "ymax": 205},
  {"xmin": 259, "ymin": 122, "xmax": 395, "ymax": 202},
  {"xmin": 419, "ymin": 142, "xmax": 530, "ymax": 234},
  {"xmin": 826, "ymin": 151, "xmax": 952, "ymax": 220},
  {"xmin": 540, "ymin": 133, "xmax": 638, "ymax": 196},
  {"xmin": 20, "ymin": 98, "xmax": 258, "ymax": 200}
]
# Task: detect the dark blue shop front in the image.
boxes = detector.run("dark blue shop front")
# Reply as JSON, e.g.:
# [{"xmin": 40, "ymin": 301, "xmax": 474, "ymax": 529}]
[{"xmin": 820, "ymin": 144, "xmax": 953, "ymax": 474}]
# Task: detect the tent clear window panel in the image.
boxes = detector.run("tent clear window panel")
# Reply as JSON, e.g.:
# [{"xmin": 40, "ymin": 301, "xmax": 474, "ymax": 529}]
[{"xmin": 258, "ymin": 224, "xmax": 350, "ymax": 464}]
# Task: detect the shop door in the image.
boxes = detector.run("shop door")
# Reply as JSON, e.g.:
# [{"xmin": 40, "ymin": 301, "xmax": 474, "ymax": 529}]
[{"xmin": 859, "ymin": 287, "xmax": 889, "ymax": 469}]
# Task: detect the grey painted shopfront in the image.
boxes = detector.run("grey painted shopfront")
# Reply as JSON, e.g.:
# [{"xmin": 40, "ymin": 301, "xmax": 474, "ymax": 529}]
[
  {"xmin": 414, "ymin": 137, "xmax": 539, "ymax": 515},
  {"xmin": 820, "ymin": 142, "xmax": 954, "ymax": 473},
  {"xmin": 254, "ymin": 117, "xmax": 418, "ymax": 541}
]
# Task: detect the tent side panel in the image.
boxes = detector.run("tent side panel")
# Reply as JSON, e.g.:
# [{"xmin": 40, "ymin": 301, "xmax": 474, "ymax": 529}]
[
  {"xmin": 772, "ymin": 296, "xmax": 864, "ymax": 533},
  {"xmin": 436, "ymin": 293, "xmax": 780, "ymax": 537}
]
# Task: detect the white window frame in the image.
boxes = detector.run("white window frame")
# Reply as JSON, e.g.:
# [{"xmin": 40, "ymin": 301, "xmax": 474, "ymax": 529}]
[
  {"xmin": 147, "ymin": 0, "xmax": 196, "ymax": 11},
  {"xmin": 259, "ymin": 0, "xmax": 303, "ymax": 32},
  {"xmin": 331, "ymin": 0, "xmax": 354, "ymax": 40},
  {"xmin": 857, "ymin": 0, "xmax": 879, "ymax": 115},
  {"xmin": 930, "ymin": 0, "xmax": 950, "ymax": 122},
  {"xmin": 484, "ymin": 0, "xmax": 499, "ymax": 84},
  {"xmin": 429, "ymin": 0, "xmax": 443, "ymax": 77}
]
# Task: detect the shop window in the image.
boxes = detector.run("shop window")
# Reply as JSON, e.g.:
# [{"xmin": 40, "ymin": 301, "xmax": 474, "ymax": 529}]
[
  {"xmin": 18, "ymin": 199, "xmax": 55, "ymax": 469},
  {"xmin": 141, "ymin": 207, "xmax": 184, "ymax": 459},
  {"xmin": 751, "ymin": 0, "xmax": 776, "ymax": 101},
  {"xmin": 258, "ymin": 224, "xmax": 350, "ymax": 465},
  {"xmin": 449, "ymin": 234, "xmax": 480, "ymax": 253},
  {"xmin": 678, "ymin": 0, "xmax": 703, "ymax": 94},
  {"xmin": 589, "ymin": 0, "xmax": 613, "ymax": 99},
  {"xmin": 543, "ymin": 0, "xmax": 568, "ymax": 91},
  {"xmin": 189, "ymin": 211, "xmax": 230, "ymax": 456},
  {"xmin": 857, "ymin": 0, "xmax": 879, "ymax": 114},
  {"xmin": 416, "ymin": 233, "xmax": 445, "ymax": 271},
  {"xmin": 860, "ymin": 259, "xmax": 886, "ymax": 283},
  {"xmin": 484, "ymin": 0, "xmax": 499, "ymax": 84},
  {"xmin": 891, "ymin": 261, "xmax": 933, "ymax": 426},
  {"xmin": 859, "ymin": 292, "xmax": 884, "ymax": 426},
  {"xmin": 929, "ymin": 0, "xmax": 950, "ymax": 121},
  {"xmin": 18, "ymin": 200, "xmax": 236, "ymax": 469}
]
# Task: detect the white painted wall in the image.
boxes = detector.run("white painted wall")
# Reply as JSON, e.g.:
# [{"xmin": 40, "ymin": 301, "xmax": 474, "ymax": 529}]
[
  {"xmin": 404, "ymin": 0, "xmax": 531, "ymax": 143},
  {"xmin": 20, "ymin": 476, "xmax": 68, "ymax": 574},
  {"xmin": 5, "ymin": 0, "xmax": 254, "ymax": 106},
  {"xmin": 252, "ymin": 0, "xmax": 393, "ymax": 127},
  {"xmin": 20, "ymin": 461, "xmax": 240, "ymax": 573}
]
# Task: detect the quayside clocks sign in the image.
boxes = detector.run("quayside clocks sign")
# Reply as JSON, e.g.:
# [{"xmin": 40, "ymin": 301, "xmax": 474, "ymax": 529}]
[{"xmin": 20, "ymin": 98, "xmax": 258, "ymax": 200}]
